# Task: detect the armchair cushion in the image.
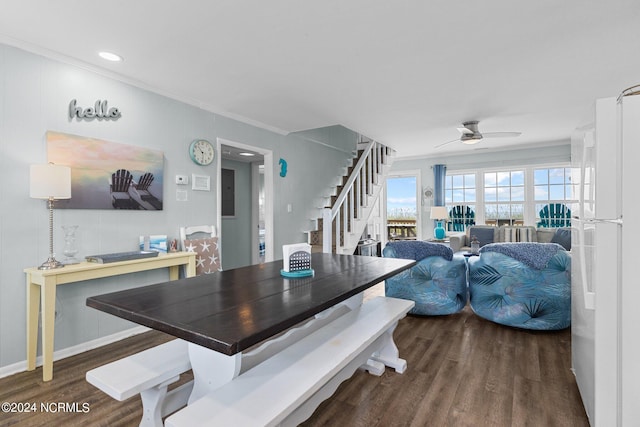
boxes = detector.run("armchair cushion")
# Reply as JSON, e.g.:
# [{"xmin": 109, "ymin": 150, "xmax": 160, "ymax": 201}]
[
  {"xmin": 550, "ymin": 228, "xmax": 572, "ymax": 251},
  {"xmin": 469, "ymin": 226, "xmax": 496, "ymax": 247},
  {"xmin": 480, "ymin": 242, "xmax": 564, "ymax": 270},
  {"xmin": 468, "ymin": 245, "xmax": 571, "ymax": 330},
  {"xmin": 383, "ymin": 242, "xmax": 467, "ymax": 315},
  {"xmin": 384, "ymin": 240, "xmax": 453, "ymax": 261}
]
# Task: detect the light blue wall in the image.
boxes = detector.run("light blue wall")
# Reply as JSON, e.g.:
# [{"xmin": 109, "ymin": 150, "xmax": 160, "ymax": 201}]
[
  {"xmin": 390, "ymin": 144, "xmax": 572, "ymax": 239},
  {"xmin": 0, "ymin": 44, "xmax": 358, "ymax": 371}
]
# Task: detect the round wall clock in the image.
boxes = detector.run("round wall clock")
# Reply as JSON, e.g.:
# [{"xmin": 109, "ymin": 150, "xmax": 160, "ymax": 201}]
[{"xmin": 189, "ymin": 139, "xmax": 215, "ymax": 166}]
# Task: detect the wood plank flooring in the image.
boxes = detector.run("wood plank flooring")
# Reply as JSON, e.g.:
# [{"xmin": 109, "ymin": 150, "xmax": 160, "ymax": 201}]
[{"xmin": 0, "ymin": 289, "xmax": 589, "ymax": 426}]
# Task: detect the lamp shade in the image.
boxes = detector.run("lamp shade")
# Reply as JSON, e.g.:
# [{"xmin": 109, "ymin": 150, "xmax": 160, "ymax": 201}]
[
  {"xmin": 430, "ymin": 206, "xmax": 449, "ymax": 220},
  {"xmin": 30, "ymin": 164, "xmax": 71, "ymax": 199}
]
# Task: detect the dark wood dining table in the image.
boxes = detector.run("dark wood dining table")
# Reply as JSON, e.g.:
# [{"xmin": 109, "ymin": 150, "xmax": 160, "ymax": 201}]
[
  {"xmin": 86, "ymin": 253, "xmax": 414, "ymax": 355},
  {"xmin": 87, "ymin": 253, "xmax": 415, "ymax": 406}
]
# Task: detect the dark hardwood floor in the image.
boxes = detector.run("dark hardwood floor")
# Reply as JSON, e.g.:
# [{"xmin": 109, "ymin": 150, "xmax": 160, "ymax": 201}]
[{"xmin": 0, "ymin": 297, "xmax": 589, "ymax": 426}]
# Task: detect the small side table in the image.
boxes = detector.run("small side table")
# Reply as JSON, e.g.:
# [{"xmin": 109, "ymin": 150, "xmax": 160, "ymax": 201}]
[{"xmin": 25, "ymin": 251, "xmax": 196, "ymax": 381}]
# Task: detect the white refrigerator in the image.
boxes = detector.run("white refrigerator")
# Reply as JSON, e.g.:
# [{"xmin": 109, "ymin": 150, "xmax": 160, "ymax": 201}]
[{"xmin": 571, "ymin": 91, "xmax": 640, "ymax": 426}]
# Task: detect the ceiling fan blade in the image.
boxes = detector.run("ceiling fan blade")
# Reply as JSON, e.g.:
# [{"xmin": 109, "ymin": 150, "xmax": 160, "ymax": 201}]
[
  {"xmin": 481, "ymin": 132, "xmax": 522, "ymax": 138},
  {"xmin": 434, "ymin": 138, "xmax": 461, "ymax": 149},
  {"xmin": 456, "ymin": 127, "xmax": 473, "ymax": 134}
]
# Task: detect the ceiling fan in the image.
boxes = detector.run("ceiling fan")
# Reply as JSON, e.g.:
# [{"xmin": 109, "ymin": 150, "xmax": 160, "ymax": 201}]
[{"xmin": 435, "ymin": 121, "xmax": 522, "ymax": 149}]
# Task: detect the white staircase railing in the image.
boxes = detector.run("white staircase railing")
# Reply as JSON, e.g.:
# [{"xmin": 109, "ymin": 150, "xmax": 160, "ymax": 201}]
[{"xmin": 322, "ymin": 140, "xmax": 391, "ymax": 254}]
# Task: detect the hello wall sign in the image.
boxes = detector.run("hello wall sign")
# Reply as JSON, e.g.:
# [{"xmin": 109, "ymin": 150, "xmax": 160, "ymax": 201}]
[{"xmin": 69, "ymin": 99, "xmax": 121, "ymax": 120}]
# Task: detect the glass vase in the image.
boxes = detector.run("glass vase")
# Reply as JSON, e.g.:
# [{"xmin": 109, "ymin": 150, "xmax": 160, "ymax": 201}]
[{"xmin": 62, "ymin": 225, "xmax": 80, "ymax": 264}]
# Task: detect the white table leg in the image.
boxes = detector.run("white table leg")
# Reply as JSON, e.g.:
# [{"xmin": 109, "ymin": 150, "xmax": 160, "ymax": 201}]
[{"xmin": 187, "ymin": 343, "xmax": 243, "ymax": 404}]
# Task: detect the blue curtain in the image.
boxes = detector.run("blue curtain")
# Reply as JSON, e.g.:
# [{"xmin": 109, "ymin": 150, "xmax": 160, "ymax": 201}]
[{"xmin": 433, "ymin": 164, "xmax": 446, "ymax": 207}]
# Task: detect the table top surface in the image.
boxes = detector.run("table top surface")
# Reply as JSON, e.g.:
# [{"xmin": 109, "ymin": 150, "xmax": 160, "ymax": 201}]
[
  {"xmin": 86, "ymin": 253, "xmax": 415, "ymax": 355},
  {"xmin": 25, "ymin": 251, "xmax": 195, "ymax": 275}
]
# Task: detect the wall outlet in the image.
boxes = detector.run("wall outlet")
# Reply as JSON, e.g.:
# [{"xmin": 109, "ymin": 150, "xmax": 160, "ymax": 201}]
[{"xmin": 175, "ymin": 174, "xmax": 189, "ymax": 185}]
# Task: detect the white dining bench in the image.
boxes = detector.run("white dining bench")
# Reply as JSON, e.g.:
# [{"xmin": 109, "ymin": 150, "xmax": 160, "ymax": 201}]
[
  {"xmin": 165, "ymin": 296, "xmax": 414, "ymax": 427},
  {"xmin": 86, "ymin": 338, "xmax": 193, "ymax": 427}
]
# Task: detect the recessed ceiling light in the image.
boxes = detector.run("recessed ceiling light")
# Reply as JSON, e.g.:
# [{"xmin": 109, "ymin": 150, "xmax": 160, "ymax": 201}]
[
  {"xmin": 98, "ymin": 51, "xmax": 123, "ymax": 62},
  {"xmin": 238, "ymin": 152, "xmax": 255, "ymax": 157}
]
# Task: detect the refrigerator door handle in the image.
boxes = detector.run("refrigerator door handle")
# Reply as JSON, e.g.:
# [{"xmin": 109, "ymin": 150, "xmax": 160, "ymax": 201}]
[{"xmin": 583, "ymin": 217, "xmax": 623, "ymax": 225}]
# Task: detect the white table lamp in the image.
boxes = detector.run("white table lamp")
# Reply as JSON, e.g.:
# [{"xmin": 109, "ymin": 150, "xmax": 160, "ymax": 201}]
[
  {"xmin": 430, "ymin": 206, "xmax": 449, "ymax": 240},
  {"xmin": 30, "ymin": 163, "xmax": 71, "ymax": 270}
]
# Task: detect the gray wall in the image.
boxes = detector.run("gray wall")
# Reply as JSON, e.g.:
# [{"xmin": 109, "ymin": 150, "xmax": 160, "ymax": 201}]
[
  {"xmin": 0, "ymin": 44, "xmax": 358, "ymax": 372},
  {"xmin": 389, "ymin": 144, "xmax": 572, "ymax": 239},
  {"xmin": 221, "ymin": 159, "xmax": 252, "ymax": 270}
]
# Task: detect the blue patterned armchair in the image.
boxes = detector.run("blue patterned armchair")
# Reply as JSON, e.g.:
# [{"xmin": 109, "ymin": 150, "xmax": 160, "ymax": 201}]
[
  {"xmin": 468, "ymin": 242, "xmax": 571, "ymax": 330},
  {"xmin": 383, "ymin": 241, "xmax": 467, "ymax": 315}
]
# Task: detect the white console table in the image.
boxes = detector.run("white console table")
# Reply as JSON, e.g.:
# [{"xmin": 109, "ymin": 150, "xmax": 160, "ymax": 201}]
[{"xmin": 24, "ymin": 251, "xmax": 196, "ymax": 381}]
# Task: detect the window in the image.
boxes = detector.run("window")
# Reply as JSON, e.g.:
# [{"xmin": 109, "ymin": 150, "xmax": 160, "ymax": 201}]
[
  {"xmin": 445, "ymin": 163, "xmax": 574, "ymax": 228},
  {"xmin": 534, "ymin": 167, "xmax": 575, "ymax": 226},
  {"xmin": 484, "ymin": 170, "xmax": 524, "ymax": 226},
  {"xmin": 444, "ymin": 173, "xmax": 475, "ymax": 231}
]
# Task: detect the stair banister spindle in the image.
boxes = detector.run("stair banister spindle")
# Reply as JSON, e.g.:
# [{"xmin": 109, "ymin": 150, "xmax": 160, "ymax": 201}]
[
  {"xmin": 335, "ymin": 204, "xmax": 341, "ymax": 252},
  {"xmin": 355, "ymin": 171, "xmax": 361, "ymax": 220},
  {"xmin": 322, "ymin": 208, "xmax": 332, "ymax": 253},
  {"xmin": 372, "ymin": 144, "xmax": 378, "ymax": 185},
  {"xmin": 360, "ymin": 166, "xmax": 364, "ymax": 205},
  {"xmin": 342, "ymin": 201, "xmax": 348, "ymax": 250},
  {"xmin": 370, "ymin": 150, "xmax": 375, "ymax": 193}
]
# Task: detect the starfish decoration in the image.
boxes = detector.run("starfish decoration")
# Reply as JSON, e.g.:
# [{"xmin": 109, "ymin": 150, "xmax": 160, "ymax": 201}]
[
  {"xmin": 200, "ymin": 240, "xmax": 211, "ymax": 253},
  {"xmin": 209, "ymin": 254, "xmax": 219, "ymax": 266},
  {"xmin": 196, "ymin": 256, "xmax": 205, "ymax": 268}
]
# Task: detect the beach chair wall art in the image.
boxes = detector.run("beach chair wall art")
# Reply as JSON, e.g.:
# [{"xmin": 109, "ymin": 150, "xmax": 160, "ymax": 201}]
[{"xmin": 46, "ymin": 131, "xmax": 164, "ymax": 210}]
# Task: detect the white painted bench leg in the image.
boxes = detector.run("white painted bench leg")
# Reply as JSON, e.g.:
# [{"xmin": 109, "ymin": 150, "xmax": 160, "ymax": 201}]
[
  {"xmin": 187, "ymin": 343, "xmax": 243, "ymax": 404},
  {"xmin": 139, "ymin": 376, "xmax": 179, "ymax": 427},
  {"xmin": 369, "ymin": 322, "xmax": 407, "ymax": 374},
  {"xmin": 161, "ymin": 381, "xmax": 193, "ymax": 419},
  {"xmin": 361, "ymin": 358, "xmax": 386, "ymax": 376}
]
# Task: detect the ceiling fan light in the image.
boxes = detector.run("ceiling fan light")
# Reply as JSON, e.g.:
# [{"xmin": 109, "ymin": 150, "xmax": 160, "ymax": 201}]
[{"xmin": 461, "ymin": 138, "xmax": 481, "ymax": 145}]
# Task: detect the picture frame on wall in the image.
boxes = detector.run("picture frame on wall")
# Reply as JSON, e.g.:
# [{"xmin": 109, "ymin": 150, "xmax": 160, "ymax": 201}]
[
  {"xmin": 47, "ymin": 131, "xmax": 165, "ymax": 210},
  {"xmin": 191, "ymin": 174, "xmax": 211, "ymax": 191}
]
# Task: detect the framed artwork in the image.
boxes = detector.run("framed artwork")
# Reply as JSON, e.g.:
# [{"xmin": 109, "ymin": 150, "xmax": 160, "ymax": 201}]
[
  {"xmin": 191, "ymin": 174, "xmax": 211, "ymax": 191},
  {"xmin": 46, "ymin": 131, "xmax": 164, "ymax": 210},
  {"xmin": 139, "ymin": 235, "xmax": 168, "ymax": 253}
]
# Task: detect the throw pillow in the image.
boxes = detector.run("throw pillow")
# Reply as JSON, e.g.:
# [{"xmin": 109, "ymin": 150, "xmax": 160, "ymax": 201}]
[
  {"xmin": 517, "ymin": 226, "xmax": 537, "ymax": 243},
  {"xmin": 550, "ymin": 228, "xmax": 571, "ymax": 251},
  {"xmin": 470, "ymin": 227, "xmax": 495, "ymax": 247},
  {"xmin": 184, "ymin": 237, "xmax": 221, "ymax": 275},
  {"xmin": 500, "ymin": 226, "xmax": 518, "ymax": 242}
]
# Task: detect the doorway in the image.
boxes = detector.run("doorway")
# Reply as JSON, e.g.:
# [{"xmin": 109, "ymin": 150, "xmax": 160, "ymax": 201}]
[
  {"xmin": 385, "ymin": 172, "xmax": 421, "ymax": 243},
  {"xmin": 217, "ymin": 138, "xmax": 274, "ymax": 268}
]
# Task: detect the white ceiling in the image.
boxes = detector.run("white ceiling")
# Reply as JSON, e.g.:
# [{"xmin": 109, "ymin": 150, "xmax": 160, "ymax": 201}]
[{"xmin": 2, "ymin": 1, "xmax": 639, "ymax": 157}]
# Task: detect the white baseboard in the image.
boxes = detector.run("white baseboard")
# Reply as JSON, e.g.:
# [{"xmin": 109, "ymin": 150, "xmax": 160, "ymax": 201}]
[{"xmin": 0, "ymin": 326, "xmax": 150, "ymax": 379}]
